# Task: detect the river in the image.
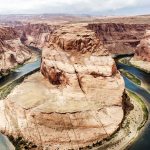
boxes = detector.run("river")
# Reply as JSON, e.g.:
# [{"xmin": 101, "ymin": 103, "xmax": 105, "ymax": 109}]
[
  {"xmin": 116, "ymin": 55, "xmax": 150, "ymax": 150},
  {"xmin": 0, "ymin": 55, "xmax": 149, "ymax": 149}
]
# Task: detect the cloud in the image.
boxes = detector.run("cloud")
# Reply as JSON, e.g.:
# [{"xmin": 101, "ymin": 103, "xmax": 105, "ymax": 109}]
[{"xmin": 0, "ymin": 0, "xmax": 149, "ymax": 15}]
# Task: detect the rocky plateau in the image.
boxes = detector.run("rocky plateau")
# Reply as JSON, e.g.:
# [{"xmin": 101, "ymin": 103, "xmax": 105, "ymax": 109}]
[{"xmin": 0, "ymin": 23, "xmax": 125, "ymax": 149}]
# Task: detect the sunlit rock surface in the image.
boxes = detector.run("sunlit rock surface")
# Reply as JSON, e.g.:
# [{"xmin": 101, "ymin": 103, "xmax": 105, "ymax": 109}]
[
  {"xmin": 134, "ymin": 30, "xmax": 150, "ymax": 61},
  {"xmin": 0, "ymin": 27, "xmax": 31, "ymax": 75},
  {"xmin": 131, "ymin": 30, "xmax": 150, "ymax": 72},
  {"xmin": 0, "ymin": 23, "xmax": 125, "ymax": 149}
]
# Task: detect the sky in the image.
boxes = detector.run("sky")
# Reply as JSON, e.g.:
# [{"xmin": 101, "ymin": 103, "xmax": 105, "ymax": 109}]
[{"xmin": 0, "ymin": 0, "xmax": 149, "ymax": 16}]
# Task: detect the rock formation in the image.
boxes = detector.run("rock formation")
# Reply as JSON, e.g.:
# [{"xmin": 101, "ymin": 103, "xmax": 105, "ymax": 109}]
[
  {"xmin": 130, "ymin": 30, "xmax": 150, "ymax": 72},
  {"xmin": 134, "ymin": 30, "xmax": 150, "ymax": 62},
  {"xmin": 87, "ymin": 23, "xmax": 150, "ymax": 54},
  {"xmin": 0, "ymin": 23, "xmax": 125, "ymax": 149},
  {"xmin": 0, "ymin": 27, "xmax": 31, "ymax": 76},
  {"xmin": 18, "ymin": 23, "xmax": 59, "ymax": 48}
]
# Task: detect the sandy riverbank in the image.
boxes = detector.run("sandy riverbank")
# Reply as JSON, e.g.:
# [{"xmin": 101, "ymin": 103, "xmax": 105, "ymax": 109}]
[
  {"xmin": 130, "ymin": 58, "xmax": 150, "ymax": 73},
  {"xmin": 93, "ymin": 90, "xmax": 148, "ymax": 150},
  {"xmin": 118, "ymin": 57, "xmax": 150, "ymax": 93}
]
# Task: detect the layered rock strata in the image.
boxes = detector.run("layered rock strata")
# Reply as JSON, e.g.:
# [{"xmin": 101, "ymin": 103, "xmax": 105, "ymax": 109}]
[
  {"xmin": 130, "ymin": 30, "xmax": 150, "ymax": 72},
  {"xmin": 0, "ymin": 27, "xmax": 31, "ymax": 76},
  {"xmin": 0, "ymin": 24, "xmax": 125, "ymax": 149},
  {"xmin": 134, "ymin": 30, "xmax": 150, "ymax": 62},
  {"xmin": 87, "ymin": 23, "xmax": 150, "ymax": 54},
  {"xmin": 18, "ymin": 23, "xmax": 59, "ymax": 48}
]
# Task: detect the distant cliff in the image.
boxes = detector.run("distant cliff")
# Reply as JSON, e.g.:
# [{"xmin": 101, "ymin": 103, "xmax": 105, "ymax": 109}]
[
  {"xmin": 17, "ymin": 23, "xmax": 60, "ymax": 48},
  {"xmin": 0, "ymin": 27, "xmax": 31, "ymax": 76},
  {"xmin": 87, "ymin": 23, "xmax": 150, "ymax": 54},
  {"xmin": 130, "ymin": 30, "xmax": 150, "ymax": 72},
  {"xmin": 134, "ymin": 30, "xmax": 150, "ymax": 62}
]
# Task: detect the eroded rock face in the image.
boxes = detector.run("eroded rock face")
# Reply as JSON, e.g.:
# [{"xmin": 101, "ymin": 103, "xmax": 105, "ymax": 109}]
[
  {"xmin": 130, "ymin": 30, "xmax": 150, "ymax": 72},
  {"xmin": 18, "ymin": 23, "xmax": 59, "ymax": 48},
  {"xmin": 134, "ymin": 30, "xmax": 150, "ymax": 61},
  {"xmin": 87, "ymin": 23, "xmax": 150, "ymax": 54},
  {"xmin": 0, "ymin": 23, "xmax": 125, "ymax": 149},
  {"xmin": 41, "ymin": 45, "xmax": 116, "ymax": 86},
  {"xmin": 41, "ymin": 24, "xmax": 112, "ymax": 86},
  {"xmin": 48, "ymin": 24, "xmax": 108, "ymax": 55},
  {"xmin": 0, "ymin": 27, "xmax": 31, "ymax": 75},
  {"xmin": 0, "ymin": 27, "xmax": 18, "ymax": 40}
]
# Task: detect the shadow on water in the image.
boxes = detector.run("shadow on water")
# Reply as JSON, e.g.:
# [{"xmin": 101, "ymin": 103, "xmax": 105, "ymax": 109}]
[{"xmin": 0, "ymin": 72, "xmax": 20, "ymax": 86}]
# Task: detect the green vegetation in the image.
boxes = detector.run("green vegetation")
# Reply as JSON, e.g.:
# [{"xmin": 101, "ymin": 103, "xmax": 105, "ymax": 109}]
[
  {"xmin": 8, "ymin": 136, "xmax": 37, "ymax": 150},
  {"xmin": 0, "ymin": 78, "xmax": 24, "ymax": 100},
  {"xmin": 120, "ymin": 69, "xmax": 141, "ymax": 86},
  {"xmin": 118, "ymin": 57, "xmax": 132, "ymax": 66},
  {"xmin": 0, "ymin": 71, "xmax": 10, "ymax": 78},
  {"xmin": 0, "ymin": 62, "xmax": 25, "ymax": 79},
  {"xmin": 10, "ymin": 64, "xmax": 23, "ymax": 72},
  {"xmin": 127, "ymin": 90, "xmax": 148, "ymax": 130},
  {"xmin": 119, "ymin": 57, "xmax": 150, "ymax": 73},
  {"xmin": 0, "ymin": 68, "xmax": 39, "ymax": 100}
]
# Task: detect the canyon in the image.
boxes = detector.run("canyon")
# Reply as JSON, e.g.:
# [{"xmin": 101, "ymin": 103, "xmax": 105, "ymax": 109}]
[
  {"xmin": 87, "ymin": 23, "xmax": 150, "ymax": 54},
  {"xmin": 18, "ymin": 23, "xmax": 59, "ymax": 48},
  {"xmin": 0, "ymin": 15, "xmax": 150, "ymax": 149},
  {"xmin": 0, "ymin": 26, "xmax": 31, "ymax": 77}
]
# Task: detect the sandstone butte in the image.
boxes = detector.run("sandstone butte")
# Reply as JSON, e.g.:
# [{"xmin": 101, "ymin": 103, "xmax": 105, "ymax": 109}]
[
  {"xmin": 0, "ymin": 23, "xmax": 125, "ymax": 149},
  {"xmin": 0, "ymin": 26, "xmax": 31, "ymax": 76},
  {"xmin": 130, "ymin": 30, "xmax": 150, "ymax": 72}
]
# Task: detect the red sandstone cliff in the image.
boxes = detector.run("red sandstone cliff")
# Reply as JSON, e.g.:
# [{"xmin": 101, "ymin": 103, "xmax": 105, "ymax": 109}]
[
  {"xmin": 17, "ymin": 23, "xmax": 60, "ymax": 48},
  {"xmin": 87, "ymin": 23, "xmax": 150, "ymax": 54}
]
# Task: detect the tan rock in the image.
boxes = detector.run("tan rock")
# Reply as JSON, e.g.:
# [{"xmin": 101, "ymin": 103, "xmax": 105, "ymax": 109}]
[
  {"xmin": 0, "ymin": 71, "xmax": 124, "ymax": 149},
  {"xmin": 134, "ymin": 30, "xmax": 150, "ymax": 62},
  {"xmin": 0, "ymin": 27, "xmax": 31, "ymax": 75},
  {"xmin": 130, "ymin": 30, "xmax": 150, "ymax": 72},
  {"xmin": 0, "ymin": 23, "xmax": 125, "ymax": 149}
]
